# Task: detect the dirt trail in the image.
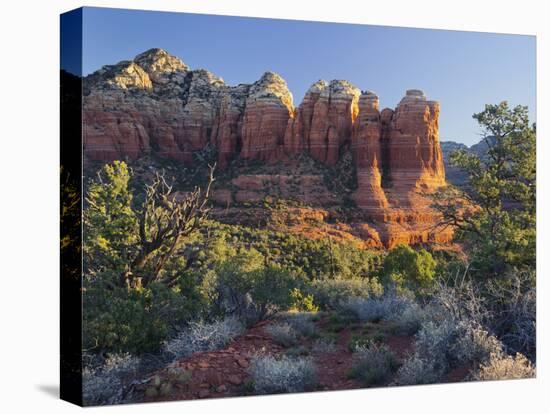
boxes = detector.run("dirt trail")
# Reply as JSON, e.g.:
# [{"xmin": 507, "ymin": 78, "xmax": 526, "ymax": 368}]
[
  {"xmin": 140, "ymin": 316, "xmax": 427, "ymax": 402},
  {"xmin": 311, "ymin": 327, "xmax": 362, "ymax": 391},
  {"xmin": 143, "ymin": 320, "xmax": 281, "ymax": 401}
]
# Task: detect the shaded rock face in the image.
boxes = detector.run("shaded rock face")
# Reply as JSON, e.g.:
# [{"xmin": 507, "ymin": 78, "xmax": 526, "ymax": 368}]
[{"xmin": 83, "ymin": 49, "xmax": 451, "ymax": 247}]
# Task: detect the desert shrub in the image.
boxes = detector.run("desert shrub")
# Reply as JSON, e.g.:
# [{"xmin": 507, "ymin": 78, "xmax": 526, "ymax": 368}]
[
  {"xmin": 290, "ymin": 288, "xmax": 319, "ymax": 312},
  {"xmin": 309, "ymin": 277, "xmax": 383, "ymax": 310},
  {"xmin": 484, "ymin": 272, "xmax": 536, "ymax": 360},
  {"xmin": 432, "ymin": 273, "xmax": 536, "ymax": 361},
  {"xmin": 475, "ymin": 352, "xmax": 535, "ymax": 381},
  {"xmin": 394, "ymin": 315, "xmax": 461, "ymax": 386},
  {"xmin": 395, "ymin": 310, "xmax": 506, "ymax": 385},
  {"xmin": 247, "ymin": 266, "xmax": 300, "ymax": 317},
  {"xmin": 452, "ymin": 323, "xmax": 503, "ymax": 364},
  {"xmin": 284, "ymin": 345, "xmax": 311, "ymax": 357},
  {"xmin": 324, "ymin": 312, "xmax": 355, "ymax": 333},
  {"xmin": 395, "ymin": 355, "xmax": 443, "ymax": 386},
  {"xmin": 338, "ymin": 294, "xmax": 415, "ymax": 323},
  {"xmin": 198, "ymin": 221, "xmax": 383, "ymax": 280},
  {"xmin": 430, "ymin": 280, "xmax": 490, "ymax": 327},
  {"xmin": 248, "ymin": 354, "xmax": 316, "ymax": 394},
  {"xmin": 330, "ymin": 242, "xmax": 385, "ymax": 280},
  {"xmin": 348, "ymin": 343, "xmax": 398, "ymax": 386},
  {"xmin": 391, "ymin": 303, "xmax": 425, "ymax": 335},
  {"xmin": 284, "ymin": 312, "xmax": 317, "ymax": 337},
  {"xmin": 348, "ymin": 336, "xmax": 379, "ymax": 353},
  {"xmin": 381, "ymin": 244, "xmax": 437, "ymax": 293},
  {"xmin": 312, "ymin": 338, "xmax": 337, "ymax": 354},
  {"xmin": 163, "ymin": 316, "xmax": 244, "ymax": 360},
  {"xmin": 82, "ymin": 353, "xmax": 140, "ymax": 406},
  {"xmin": 421, "ymin": 283, "xmax": 499, "ymax": 363},
  {"xmin": 145, "ymin": 368, "xmax": 192, "ymax": 399},
  {"xmin": 213, "ymin": 253, "xmax": 302, "ymax": 322},
  {"xmin": 266, "ymin": 323, "xmax": 300, "ymax": 348},
  {"xmin": 83, "ymin": 282, "xmax": 199, "ymax": 354},
  {"xmin": 415, "ymin": 318, "xmax": 459, "ymax": 371},
  {"xmin": 394, "ymin": 319, "xmax": 457, "ymax": 386}
]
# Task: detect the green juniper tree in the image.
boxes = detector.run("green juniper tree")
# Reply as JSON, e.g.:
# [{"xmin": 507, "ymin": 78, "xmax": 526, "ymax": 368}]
[
  {"xmin": 84, "ymin": 160, "xmax": 215, "ymax": 288},
  {"xmin": 433, "ymin": 102, "xmax": 535, "ymax": 277},
  {"xmin": 381, "ymin": 244, "xmax": 437, "ymax": 293},
  {"xmin": 84, "ymin": 161, "xmax": 137, "ymax": 280}
]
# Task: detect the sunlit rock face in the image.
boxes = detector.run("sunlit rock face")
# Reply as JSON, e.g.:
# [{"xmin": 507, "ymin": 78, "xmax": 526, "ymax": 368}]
[
  {"xmin": 290, "ymin": 80, "xmax": 360, "ymax": 165},
  {"xmin": 83, "ymin": 49, "xmax": 451, "ymax": 247},
  {"xmin": 83, "ymin": 48, "xmax": 217, "ymax": 163},
  {"xmin": 351, "ymin": 91, "xmax": 388, "ymax": 212},
  {"xmin": 239, "ymin": 72, "xmax": 294, "ymax": 163},
  {"xmin": 387, "ymin": 89, "xmax": 446, "ymax": 194}
]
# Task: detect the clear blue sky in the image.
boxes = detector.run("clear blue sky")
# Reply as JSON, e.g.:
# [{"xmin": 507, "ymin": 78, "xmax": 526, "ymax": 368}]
[{"xmin": 77, "ymin": 7, "xmax": 536, "ymax": 146}]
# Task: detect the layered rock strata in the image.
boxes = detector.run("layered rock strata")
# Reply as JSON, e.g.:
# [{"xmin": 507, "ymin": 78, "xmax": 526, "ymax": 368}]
[
  {"xmin": 284, "ymin": 80, "xmax": 360, "ymax": 165},
  {"xmin": 351, "ymin": 91, "xmax": 388, "ymax": 212},
  {"xmin": 83, "ymin": 49, "xmax": 450, "ymax": 247}
]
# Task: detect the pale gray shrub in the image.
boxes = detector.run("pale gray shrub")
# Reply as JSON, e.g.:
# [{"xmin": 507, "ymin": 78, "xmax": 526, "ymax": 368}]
[
  {"xmin": 393, "ymin": 316, "xmax": 458, "ymax": 386},
  {"xmin": 82, "ymin": 353, "xmax": 140, "ymax": 406},
  {"xmin": 415, "ymin": 319, "xmax": 459, "ymax": 369},
  {"xmin": 395, "ymin": 355, "xmax": 444, "ymax": 385},
  {"xmin": 350, "ymin": 343, "xmax": 398, "ymax": 385},
  {"xmin": 339, "ymin": 294, "xmax": 416, "ymax": 323},
  {"xmin": 392, "ymin": 303, "xmax": 425, "ymax": 335},
  {"xmin": 284, "ymin": 312, "xmax": 316, "ymax": 337},
  {"xmin": 396, "ymin": 311, "xmax": 507, "ymax": 386},
  {"xmin": 163, "ymin": 316, "xmax": 244, "ymax": 360},
  {"xmin": 266, "ymin": 322, "xmax": 300, "ymax": 347},
  {"xmin": 309, "ymin": 278, "xmax": 383, "ymax": 309},
  {"xmin": 312, "ymin": 338, "xmax": 337, "ymax": 354},
  {"xmin": 393, "ymin": 275, "xmax": 536, "ymax": 387},
  {"xmin": 474, "ymin": 352, "xmax": 535, "ymax": 381},
  {"xmin": 249, "ymin": 354, "xmax": 316, "ymax": 394},
  {"xmin": 452, "ymin": 322, "xmax": 503, "ymax": 364}
]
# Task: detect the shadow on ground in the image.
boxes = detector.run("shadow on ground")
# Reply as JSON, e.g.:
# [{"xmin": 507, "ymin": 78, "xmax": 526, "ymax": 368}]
[{"xmin": 36, "ymin": 384, "xmax": 59, "ymax": 399}]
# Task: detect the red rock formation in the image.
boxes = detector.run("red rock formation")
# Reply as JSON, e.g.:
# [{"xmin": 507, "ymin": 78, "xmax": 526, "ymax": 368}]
[
  {"xmin": 348, "ymin": 90, "xmax": 449, "ymax": 246},
  {"xmin": 83, "ymin": 49, "xmax": 452, "ymax": 248},
  {"xmin": 229, "ymin": 174, "xmax": 339, "ymax": 206},
  {"xmin": 283, "ymin": 80, "xmax": 325, "ymax": 155},
  {"xmin": 83, "ymin": 49, "xmax": 198, "ymax": 162},
  {"xmin": 240, "ymin": 72, "xmax": 294, "ymax": 163},
  {"xmin": 351, "ymin": 91, "xmax": 388, "ymax": 212},
  {"xmin": 294, "ymin": 80, "xmax": 360, "ymax": 165},
  {"xmin": 211, "ymin": 85, "xmax": 249, "ymax": 168},
  {"xmin": 387, "ymin": 89, "xmax": 445, "ymax": 194}
]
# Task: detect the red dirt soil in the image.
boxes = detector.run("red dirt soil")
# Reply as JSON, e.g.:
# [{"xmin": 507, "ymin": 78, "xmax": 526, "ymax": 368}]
[
  {"xmin": 139, "ymin": 316, "xmax": 466, "ymax": 403},
  {"xmin": 311, "ymin": 327, "xmax": 363, "ymax": 391},
  {"xmin": 142, "ymin": 320, "xmax": 281, "ymax": 402}
]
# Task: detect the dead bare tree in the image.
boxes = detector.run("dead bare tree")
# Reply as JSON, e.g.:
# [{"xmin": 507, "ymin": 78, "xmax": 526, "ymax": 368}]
[{"xmin": 121, "ymin": 164, "xmax": 216, "ymax": 288}]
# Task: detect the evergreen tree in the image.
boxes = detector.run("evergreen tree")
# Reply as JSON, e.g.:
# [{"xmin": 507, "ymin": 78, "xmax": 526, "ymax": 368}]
[{"xmin": 434, "ymin": 102, "xmax": 535, "ymax": 276}]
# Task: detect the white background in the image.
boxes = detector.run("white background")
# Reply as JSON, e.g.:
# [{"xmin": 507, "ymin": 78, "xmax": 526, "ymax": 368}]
[{"xmin": 0, "ymin": 0, "xmax": 548, "ymax": 412}]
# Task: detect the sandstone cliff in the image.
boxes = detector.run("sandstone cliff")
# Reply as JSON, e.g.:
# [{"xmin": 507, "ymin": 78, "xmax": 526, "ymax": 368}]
[{"xmin": 83, "ymin": 48, "xmax": 452, "ymax": 247}]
